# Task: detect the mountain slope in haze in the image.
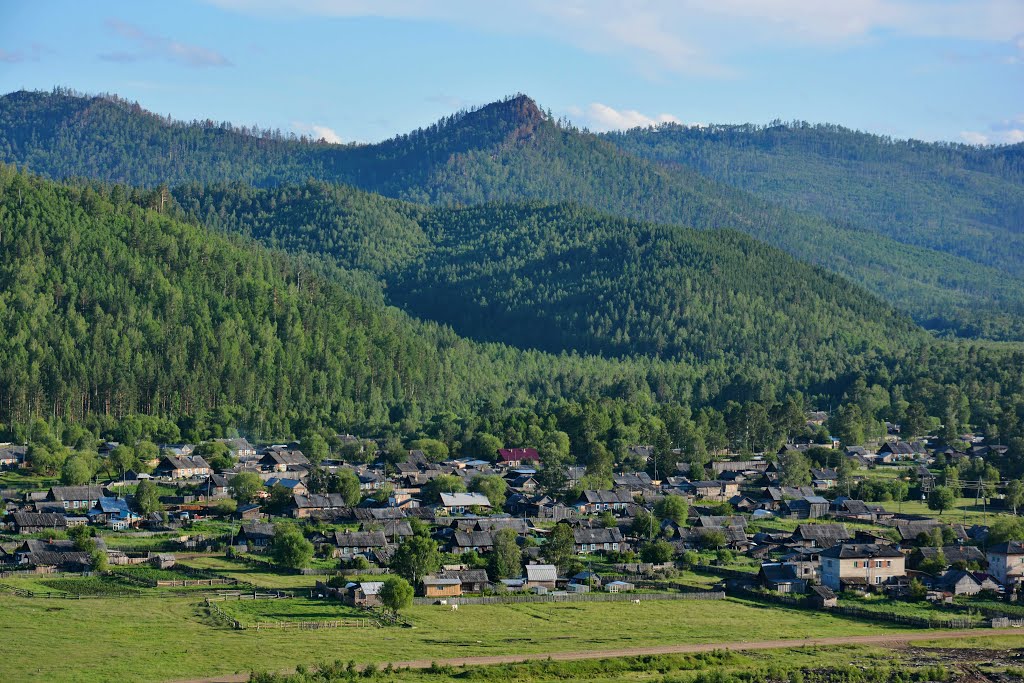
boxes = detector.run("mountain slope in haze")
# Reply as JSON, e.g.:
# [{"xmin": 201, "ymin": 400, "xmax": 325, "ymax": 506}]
[
  {"xmin": 605, "ymin": 122, "xmax": 1024, "ymax": 280},
  {"xmin": 0, "ymin": 166, "xmax": 728, "ymax": 431},
  {"xmin": 2, "ymin": 89, "xmax": 1023, "ymax": 340},
  {"xmin": 173, "ymin": 181, "xmax": 927, "ymax": 396}
]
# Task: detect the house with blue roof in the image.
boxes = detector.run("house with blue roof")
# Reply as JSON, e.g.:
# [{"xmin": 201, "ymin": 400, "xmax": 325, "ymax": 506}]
[{"xmin": 88, "ymin": 496, "xmax": 141, "ymax": 530}]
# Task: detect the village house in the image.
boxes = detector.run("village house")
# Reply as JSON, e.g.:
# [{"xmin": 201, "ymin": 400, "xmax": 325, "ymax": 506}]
[
  {"xmin": 935, "ymin": 569, "xmax": 1001, "ymax": 596},
  {"xmin": 87, "ymin": 497, "xmax": 140, "ymax": 530},
  {"xmin": 525, "ymin": 564, "xmax": 558, "ymax": 591},
  {"xmin": 820, "ymin": 543, "xmax": 906, "ymax": 591},
  {"xmin": 686, "ymin": 480, "xmax": 739, "ymax": 502},
  {"xmin": 236, "ymin": 522, "xmax": 276, "ymax": 549},
  {"xmin": 810, "ymin": 468, "xmax": 839, "ymax": 490},
  {"xmin": 573, "ymin": 527, "xmax": 623, "ymax": 555},
  {"xmin": 452, "ymin": 530, "xmax": 494, "ymax": 553},
  {"xmin": 439, "ymin": 567, "xmax": 490, "ymax": 593},
  {"xmin": 498, "ymin": 448, "xmax": 540, "ymax": 468},
  {"xmin": 15, "ymin": 538, "xmax": 98, "ymax": 571},
  {"xmin": 759, "ymin": 562, "xmax": 807, "ymax": 593},
  {"xmin": 345, "ymin": 581, "xmax": 384, "ymax": 607},
  {"xmin": 215, "ymin": 437, "xmax": 257, "ymax": 460},
  {"xmin": 9, "ymin": 511, "xmax": 67, "ymax": 534},
  {"xmin": 790, "ymin": 523, "xmax": 851, "ymax": 549},
  {"xmin": 155, "ymin": 454, "xmax": 210, "ymax": 479},
  {"xmin": 259, "ymin": 448, "xmax": 310, "ymax": 472},
  {"xmin": 986, "ymin": 541, "xmax": 1024, "ymax": 587},
  {"xmin": 0, "ymin": 443, "xmax": 26, "ymax": 469},
  {"xmin": 333, "ymin": 530, "xmax": 388, "ymax": 560},
  {"xmin": 47, "ymin": 485, "xmax": 104, "ymax": 511},
  {"xmin": 913, "ymin": 545, "xmax": 986, "ymax": 569},
  {"xmin": 422, "ymin": 575, "xmax": 462, "ymax": 599},
  {"xmin": 291, "ymin": 492, "xmax": 349, "ymax": 519},
  {"xmin": 574, "ymin": 489, "xmax": 633, "ymax": 514}
]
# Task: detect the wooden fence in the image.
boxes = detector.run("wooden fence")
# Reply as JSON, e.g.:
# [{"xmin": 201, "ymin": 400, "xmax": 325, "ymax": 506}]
[
  {"xmin": 249, "ymin": 619, "xmax": 374, "ymax": 630},
  {"xmin": 991, "ymin": 617, "xmax": 1024, "ymax": 628},
  {"xmin": 730, "ymin": 585, "xmax": 978, "ymax": 629},
  {"xmin": 413, "ymin": 590, "xmax": 724, "ymax": 606}
]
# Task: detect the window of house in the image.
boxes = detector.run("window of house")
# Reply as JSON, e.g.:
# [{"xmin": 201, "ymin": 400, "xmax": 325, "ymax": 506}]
[{"xmin": 853, "ymin": 561, "xmax": 859, "ymax": 568}]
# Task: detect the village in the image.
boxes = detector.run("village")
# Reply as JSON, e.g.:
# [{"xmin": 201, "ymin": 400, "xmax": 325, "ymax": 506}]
[{"xmin": 3, "ymin": 409, "xmax": 1024, "ymax": 640}]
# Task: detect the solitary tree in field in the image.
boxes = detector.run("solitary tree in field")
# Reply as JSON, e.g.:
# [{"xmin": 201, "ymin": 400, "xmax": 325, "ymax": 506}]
[
  {"xmin": 379, "ymin": 576, "xmax": 413, "ymax": 615},
  {"xmin": 928, "ymin": 486, "xmax": 956, "ymax": 516},
  {"xmin": 271, "ymin": 524, "xmax": 313, "ymax": 569}
]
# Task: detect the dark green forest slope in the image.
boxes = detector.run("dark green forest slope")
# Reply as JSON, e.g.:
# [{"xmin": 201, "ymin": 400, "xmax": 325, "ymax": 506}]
[
  {"xmin": 0, "ymin": 166, "xmax": 733, "ymax": 434},
  {"xmin": 173, "ymin": 182, "xmax": 925, "ymax": 396},
  {"xmin": 2, "ymin": 89, "xmax": 1023, "ymax": 339},
  {"xmin": 605, "ymin": 122, "xmax": 1024, "ymax": 278}
]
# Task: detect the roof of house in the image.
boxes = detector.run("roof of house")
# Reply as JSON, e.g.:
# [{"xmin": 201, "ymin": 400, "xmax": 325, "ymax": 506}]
[
  {"xmin": 422, "ymin": 576, "xmax": 462, "ymax": 587},
  {"xmin": 439, "ymin": 492, "xmax": 492, "ymax": 508},
  {"xmin": 440, "ymin": 568, "xmax": 489, "ymax": 583},
  {"xmin": 293, "ymin": 493, "xmax": 348, "ymax": 509},
  {"xmin": 240, "ymin": 522, "xmax": 276, "ymax": 540},
  {"xmin": 498, "ymin": 448, "xmax": 540, "ymax": 463},
  {"xmin": 334, "ymin": 530, "xmax": 387, "ymax": 547},
  {"xmin": 810, "ymin": 585, "xmax": 837, "ymax": 600},
  {"xmin": 48, "ymin": 485, "xmax": 105, "ymax": 502},
  {"xmin": 580, "ymin": 489, "xmax": 633, "ymax": 504},
  {"xmin": 893, "ymin": 519, "xmax": 943, "ymax": 540},
  {"xmin": 760, "ymin": 562, "xmax": 802, "ymax": 583},
  {"xmin": 356, "ymin": 581, "xmax": 384, "ymax": 595},
  {"xmin": 158, "ymin": 454, "xmax": 210, "ymax": 472},
  {"xmin": 696, "ymin": 515, "xmax": 746, "ymax": 529},
  {"xmin": 573, "ymin": 527, "xmax": 623, "ymax": 545},
  {"xmin": 917, "ymin": 545, "xmax": 985, "ymax": 565},
  {"xmin": 10, "ymin": 512, "xmax": 66, "ymax": 528},
  {"xmin": 793, "ymin": 523, "xmax": 851, "ymax": 547},
  {"xmin": 453, "ymin": 530, "xmax": 495, "ymax": 547},
  {"xmin": 525, "ymin": 564, "xmax": 558, "ymax": 581},
  {"xmin": 988, "ymin": 541, "xmax": 1024, "ymax": 555},
  {"xmin": 820, "ymin": 543, "xmax": 904, "ymax": 559}
]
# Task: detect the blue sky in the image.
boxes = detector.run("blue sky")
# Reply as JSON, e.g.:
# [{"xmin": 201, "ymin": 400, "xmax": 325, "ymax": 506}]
[{"xmin": 1, "ymin": 0, "xmax": 1022, "ymax": 144}]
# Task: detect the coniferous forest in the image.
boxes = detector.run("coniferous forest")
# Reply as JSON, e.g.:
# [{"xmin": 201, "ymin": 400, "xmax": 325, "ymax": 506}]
[{"xmin": 0, "ymin": 88, "xmax": 1022, "ymax": 464}]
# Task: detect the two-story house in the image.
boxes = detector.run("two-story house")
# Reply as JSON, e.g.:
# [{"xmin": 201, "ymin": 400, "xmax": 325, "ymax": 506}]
[
  {"xmin": 986, "ymin": 541, "xmax": 1024, "ymax": 587},
  {"xmin": 820, "ymin": 543, "xmax": 906, "ymax": 590}
]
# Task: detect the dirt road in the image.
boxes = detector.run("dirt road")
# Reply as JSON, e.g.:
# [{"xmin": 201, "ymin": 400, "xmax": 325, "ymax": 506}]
[{"xmin": 170, "ymin": 628, "xmax": 1024, "ymax": 682}]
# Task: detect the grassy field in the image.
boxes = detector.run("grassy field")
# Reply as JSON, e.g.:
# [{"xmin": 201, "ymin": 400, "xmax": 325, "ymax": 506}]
[
  {"xmin": 873, "ymin": 498, "xmax": 1010, "ymax": 523},
  {"xmin": 0, "ymin": 594, "xmax": 920, "ymax": 682},
  {"xmin": 216, "ymin": 596, "xmax": 368, "ymax": 624},
  {"xmin": 178, "ymin": 555, "xmax": 330, "ymax": 589}
]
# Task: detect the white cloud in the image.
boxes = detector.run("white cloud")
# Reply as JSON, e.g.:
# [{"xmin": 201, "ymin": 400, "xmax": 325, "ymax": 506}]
[
  {"xmin": 573, "ymin": 102, "xmax": 681, "ymax": 132},
  {"xmin": 292, "ymin": 122, "xmax": 343, "ymax": 143},
  {"xmin": 960, "ymin": 116, "xmax": 1024, "ymax": 145},
  {"xmin": 207, "ymin": 1, "xmax": 1024, "ymax": 78},
  {"xmin": 100, "ymin": 19, "xmax": 232, "ymax": 68}
]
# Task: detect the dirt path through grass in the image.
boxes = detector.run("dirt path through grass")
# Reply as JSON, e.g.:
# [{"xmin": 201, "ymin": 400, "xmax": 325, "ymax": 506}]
[{"xmin": 169, "ymin": 628, "xmax": 1024, "ymax": 682}]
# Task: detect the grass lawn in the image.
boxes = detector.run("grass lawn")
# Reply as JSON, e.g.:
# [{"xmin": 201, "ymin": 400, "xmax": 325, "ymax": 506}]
[
  {"xmin": 0, "ymin": 594, "xmax": 918, "ymax": 682},
  {"xmin": 0, "ymin": 470, "xmax": 58, "ymax": 491},
  {"xmin": 216, "ymin": 596, "xmax": 367, "ymax": 624},
  {"xmin": 179, "ymin": 555, "xmax": 328, "ymax": 589},
  {"xmin": 874, "ymin": 497, "xmax": 1011, "ymax": 523}
]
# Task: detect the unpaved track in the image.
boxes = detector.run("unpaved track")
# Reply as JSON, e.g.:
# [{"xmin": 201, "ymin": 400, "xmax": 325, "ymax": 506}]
[{"xmin": 170, "ymin": 628, "xmax": 1024, "ymax": 682}]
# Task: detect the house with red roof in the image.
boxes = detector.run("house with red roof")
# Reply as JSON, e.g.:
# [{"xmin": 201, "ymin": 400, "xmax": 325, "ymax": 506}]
[{"xmin": 498, "ymin": 448, "xmax": 540, "ymax": 467}]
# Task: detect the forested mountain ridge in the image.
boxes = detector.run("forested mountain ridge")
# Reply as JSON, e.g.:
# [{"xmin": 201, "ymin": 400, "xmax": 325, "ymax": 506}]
[
  {"xmin": 2, "ymin": 89, "xmax": 1024, "ymax": 340},
  {"xmin": 173, "ymin": 181, "xmax": 925, "ymax": 390},
  {"xmin": 0, "ymin": 165, "xmax": 741, "ymax": 434},
  {"xmin": 605, "ymin": 121, "xmax": 1024, "ymax": 280}
]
